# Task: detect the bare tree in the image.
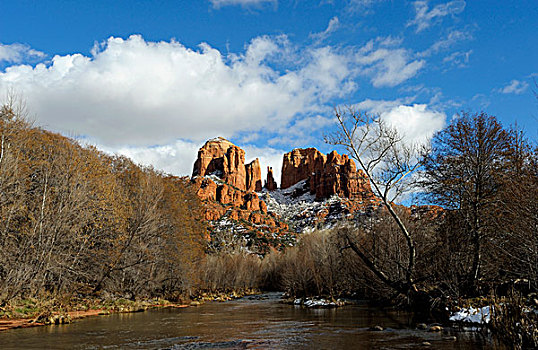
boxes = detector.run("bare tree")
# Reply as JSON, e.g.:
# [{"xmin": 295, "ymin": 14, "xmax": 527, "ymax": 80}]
[
  {"xmin": 422, "ymin": 112, "xmax": 511, "ymax": 295},
  {"xmin": 325, "ymin": 107, "xmax": 422, "ymax": 298}
]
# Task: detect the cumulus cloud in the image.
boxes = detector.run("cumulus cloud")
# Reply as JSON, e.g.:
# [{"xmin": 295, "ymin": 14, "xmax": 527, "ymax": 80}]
[
  {"xmin": 0, "ymin": 35, "xmax": 431, "ymax": 178},
  {"xmin": 408, "ymin": 1, "xmax": 466, "ymax": 33},
  {"xmin": 499, "ymin": 79, "xmax": 529, "ymax": 95},
  {"xmin": 0, "ymin": 35, "xmax": 358, "ymax": 147},
  {"xmin": 356, "ymin": 39, "xmax": 425, "ymax": 87},
  {"xmin": 101, "ymin": 139, "xmax": 203, "ymax": 177},
  {"xmin": 351, "ymin": 99, "xmax": 445, "ymax": 146},
  {"xmin": 0, "ymin": 43, "xmax": 45, "ymax": 63},
  {"xmin": 381, "ymin": 104, "xmax": 446, "ymax": 145},
  {"xmin": 209, "ymin": 0, "xmax": 277, "ymax": 9},
  {"xmin": 344, "ymin": 101, "xmax": 445, "ymax": 201}
]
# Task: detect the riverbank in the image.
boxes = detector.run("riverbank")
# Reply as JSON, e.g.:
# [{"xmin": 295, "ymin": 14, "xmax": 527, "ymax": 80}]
[
  {"xmin": 0, "ymin": 289, "xmax": 260, "ymax": 332},
  {"xmin": 0, "ymin": 300, "xmax": 190, "ymax": 332},
  {"xmin": 0, "ymin": 292, "xmax": 505, "ymax": 350}
]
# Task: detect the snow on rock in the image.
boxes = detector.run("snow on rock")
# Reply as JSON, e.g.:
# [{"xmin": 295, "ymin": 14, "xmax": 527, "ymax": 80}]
[
  {"xmin": 294, "ymin": 297, "xmax": 342, "ymax": 308},
  {"xmin": 449, "ymin": 306, "xmax": 491, "ymax": 324},
  {"xmin": 260, "ymin": 180, "xmax": 368, "ymax": 233}
]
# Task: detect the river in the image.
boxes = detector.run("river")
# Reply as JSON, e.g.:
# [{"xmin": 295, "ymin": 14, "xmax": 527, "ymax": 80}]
[{"xmin": 0, "ymin": 293, "xmax": 505, "ymax": 349}]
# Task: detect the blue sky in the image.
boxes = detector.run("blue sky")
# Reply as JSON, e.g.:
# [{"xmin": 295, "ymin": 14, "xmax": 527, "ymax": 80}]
[{"xmin": 0, "ymin": 0, "xmax": 537, "ymax": 182}]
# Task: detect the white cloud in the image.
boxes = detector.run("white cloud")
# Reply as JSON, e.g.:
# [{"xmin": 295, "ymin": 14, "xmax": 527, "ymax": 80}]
[
  {"xmin": 268, "ymin": 114, "xmax": 335, "ymax": 147},
  {"xmin": 0, "ymin": 43, "xmax": 45, "ymax": 63},
  {"xmin": 381, "ymin": 104, "xmax": 446, "ymax": 146},
  {"xmin": 0, "ymin": 35, "xmax": 358, "ymax": 147},
  {"xmin": 102, "ymin": 139, "xmax": 203, "ymax": 177},
  {"xmin": 356, "ymin": 40, "xmax": 425, "ymax": 87},
  {"xmin": 243, "ymin": 145, "xmax": 285, "ymax": 186},
  {"xmin": 499, "ymin": 79, "xmax": 529, "ymax": 95},
  {"xmin": 354, "ymin": 97, "xmax": 413, "ymax": 114},
  {"xmin": 210, "ymin": 0, "xmax": 276, "ymax": 8},
  {"xmin": 344, "ymin": 101, "xmax": 445, "ymax": 202},
  {"xmin": 0, "ymin": 35, "xmax": 434, "ymax": 179},
  {"xmin": 408, "ymin": 1, "xmax": 466, "ymax": 33},
  {"xmin": 310, "ymin": 16, "xmax": 340, "ymax": 43},
  {"xmin": 350, "ymin": 99, "xmax": 445, "ymax": 146}
]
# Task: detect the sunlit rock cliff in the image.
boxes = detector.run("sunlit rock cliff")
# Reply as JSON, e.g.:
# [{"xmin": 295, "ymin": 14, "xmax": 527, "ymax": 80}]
[{"xmin": 190, "ymin": 137, "xmax": 387, "ymax": 252}]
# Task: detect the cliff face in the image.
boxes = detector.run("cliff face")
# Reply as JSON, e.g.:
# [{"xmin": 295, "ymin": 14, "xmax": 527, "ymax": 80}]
[
  {"xmin": 193, "ymin": 137, "xmax": 263, "ymax": 193},
  {"xmin": 280, "ymin": 148, "xmax": 375, "ymax": 202},
  {"xmin": 192, "ymin": 137, "xmax": 248, "ymax": 191},
  {"xmin": 191, "ymin": 138, "xmax": 384, "ymax": 252},
  {"xmin": 245, "ymin": 158, "xmax": 262, "ymax": 192},
  {"xmin": 191, "ymin": 138, "xmax": 290, "ymax": 251},
  {"xmin": 190, "ymin": 138, "xmax": 442, "ymax": 252},
  {"xmin": 281, "ymin": 148, "xmax": 326, "ymax": 190}
]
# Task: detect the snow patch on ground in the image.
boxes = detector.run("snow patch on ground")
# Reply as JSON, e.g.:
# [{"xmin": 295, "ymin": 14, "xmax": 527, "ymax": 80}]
[
  {"xmin": 293, "ymin": 297, "xmax": 342, "ymax": 308},
  {"xmin": 449, "ymin": 306, "xmax": 491, "ymax": 324}
]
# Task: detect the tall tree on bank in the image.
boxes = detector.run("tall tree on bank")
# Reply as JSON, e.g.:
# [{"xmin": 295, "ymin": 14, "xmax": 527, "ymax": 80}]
[
  {"xmin": 422, "ymin": 112, "xmax": 511, "ymax": 296},
  {"xmin": 326, "ymin": 108, "xmax": 422, "ymax": 300},
  {"xmin": 490, "ymin": 123, "xmax": 538, "ymax": 293}
]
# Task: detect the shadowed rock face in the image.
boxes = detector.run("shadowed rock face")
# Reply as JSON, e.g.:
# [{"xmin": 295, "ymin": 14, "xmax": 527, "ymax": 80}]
[
  {"xmin": 265, "ymin": 167, "xmax": 277, "ymax": 191},
  {"xmin": 280, "ymin": 148, "xmax": 375, "ymax": 201}
]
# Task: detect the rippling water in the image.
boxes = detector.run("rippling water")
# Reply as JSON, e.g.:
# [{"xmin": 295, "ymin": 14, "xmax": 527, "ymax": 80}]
[{"xmin": 0, "ymin": 293, "xmax": 505, "ymax": 349}]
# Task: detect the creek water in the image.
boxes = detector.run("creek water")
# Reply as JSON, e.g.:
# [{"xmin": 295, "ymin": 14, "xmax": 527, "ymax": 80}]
[{"xmin": 0, "ymin": 293, "xmax": 505, "ymax": 349}]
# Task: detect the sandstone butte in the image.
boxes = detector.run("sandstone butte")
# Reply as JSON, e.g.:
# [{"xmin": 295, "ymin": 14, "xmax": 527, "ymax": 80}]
[
  {"xmin": 191, "ymin": 137, "xmax": 288, "ymax": 240},
  {"xmin": 190, "ymin": 137, "xmax": 381, "ymax": 230},
  {"xmin": 280, "ymin": 147, "xmax": 376, "ymax": 202},
  {"xmin": 192, "ymin": 137, "xmax": 262, "ymax": 192},
  {"xmin": 190, "ymin": 137, "xmax": 442, "ymax": 251}
]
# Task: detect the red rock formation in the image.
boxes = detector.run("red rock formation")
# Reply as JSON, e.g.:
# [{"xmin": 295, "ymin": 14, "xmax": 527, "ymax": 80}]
[
  {"xmin": 216, "ymin": 183, "xmax": 244, "ymax": 207},
  {"xmin": 191, "ymin": 138, "xmax": 278, "ymax": 233},
  {"xmin": 280, "ymin": 148, "xmax": 375, "ymax": 201},
  {"xmin": 281, "ymin": 148, "xmax": 326, "ymax": 189},
  {"xmin": 192, "ymin": 177, "xmax": 218, "ymax": 202},
  {"xmin": 245, "ymin": 158, "xmax": 262, "ymax": 192},
  {"xmin": 265, "ymin": 167, "xmax": 278, "ymax": 191},
  {"xmin": 192, "ymin": 137, "xmax": 247, "ymax": 191}
]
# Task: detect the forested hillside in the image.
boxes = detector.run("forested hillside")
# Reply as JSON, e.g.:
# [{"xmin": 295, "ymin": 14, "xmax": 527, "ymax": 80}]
[{"xmin": 0, "ymin": 100, "xmax": 207, "ymax": 304}]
